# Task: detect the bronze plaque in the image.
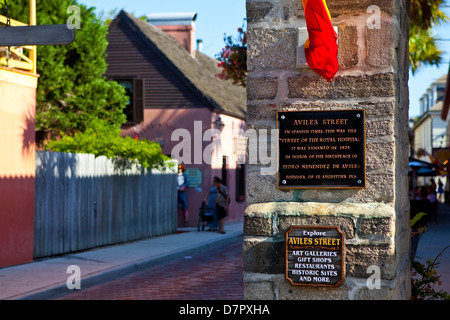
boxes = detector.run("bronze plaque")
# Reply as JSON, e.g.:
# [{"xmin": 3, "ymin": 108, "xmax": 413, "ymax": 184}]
[
  {"xmin": 277, "ymin": 110, "xmax": 365, "ymax": 189},
  {"xmin": 286, "ymin": 226, "xmax": 344, "ymax": 287}
]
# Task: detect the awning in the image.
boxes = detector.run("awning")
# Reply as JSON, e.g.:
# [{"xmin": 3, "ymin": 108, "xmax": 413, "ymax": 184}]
[{"xmin": 409, "ymin": 157, "xmax": 440, "ymax": 176}]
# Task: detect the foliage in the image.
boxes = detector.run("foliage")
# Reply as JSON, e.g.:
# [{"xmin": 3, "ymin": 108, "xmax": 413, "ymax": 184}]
[
  {"xmin": 409, "ymin": 0, "xmax": 449, "ymax": 73},
  {"xmin": 410, "ymin": 212, "xmax": 428, "ymax": 228},
  {"xmin": 97, "ymin": 8, "xmax": 120, "ymax": 26},
  {"xmin": 214, "ymin": 3, "xmax": 448, "ymax": 77},
  {"xmin": 410, "ymin": 212, "xmax": 449, "ymax": 300},
  {"xmin": 5, "ymin": 0, "xmax": 128, "ymax": 145},
  {"xmin": 216, "ymin": 19, "xmax": 247, "ymax": 87},
  {"xmin": 410, "ymin": 0, "xmax": 448, "ymax": 30},
  {"xmin": 411, "ymin": 246, "xmax": 450, "ymax": 300},
  {"xmin": 46, "ymin": 119, "xmax": 171, "ymax": 171},
  {"xmin": 6, "ymin": 1, "xmax": 170, "ymax": 170},
  {"xmin": 98, "ymin": 8, "xmax": 146, "ymax": 26}
]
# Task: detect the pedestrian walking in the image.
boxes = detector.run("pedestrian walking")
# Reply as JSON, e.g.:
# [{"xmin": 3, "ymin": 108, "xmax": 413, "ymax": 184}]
[
  {"xmin": 203, "ymin": 183, "xmax": 219, "ymax": 231},
  {"xmin": 213, "ymin": 176, "xmax": 229, "ymax": 234},
  {"xmin": 438, "ymin": 178, "xmax": 444, "ymax": 203},
  {"xmin": 177, "ymin": 165, "xmax": 189, "ymax": 226}
]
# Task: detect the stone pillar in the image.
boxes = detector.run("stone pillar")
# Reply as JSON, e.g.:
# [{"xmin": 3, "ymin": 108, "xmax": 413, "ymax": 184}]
[{"xmin": 244, "ymin": 0, "xmax": 410, "ymax": 299}]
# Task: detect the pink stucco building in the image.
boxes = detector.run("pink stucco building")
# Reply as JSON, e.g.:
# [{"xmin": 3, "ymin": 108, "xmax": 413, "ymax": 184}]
[
  {"xmin": 0, "ymin": 67, "xmax": 38, "ymax": 267},
  {"xmin": 105, "ymin": 11, "xmax": 247, "ymax": 227}
]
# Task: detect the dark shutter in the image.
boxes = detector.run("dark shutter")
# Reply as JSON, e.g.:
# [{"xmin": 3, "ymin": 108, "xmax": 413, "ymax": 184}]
[
  {"xmin": 133, "ymin": 78, "xmax": 144, "ymax": 123},
  {"xmin": 235, "ymin": 163, "xmax": 246, "ymax": 203},
  {"xmin": 222, "ymin": 156, "xmax": 228, "ymax": 187}
]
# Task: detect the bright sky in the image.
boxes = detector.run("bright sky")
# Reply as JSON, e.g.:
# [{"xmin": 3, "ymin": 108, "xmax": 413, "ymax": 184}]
[
  {"xmin": 80, "ymin": 0, "xmax": 246, "ymax": 59},
  {"xmin": 80, "ymin": 0, "xmax": 450, "ymax": 120}
]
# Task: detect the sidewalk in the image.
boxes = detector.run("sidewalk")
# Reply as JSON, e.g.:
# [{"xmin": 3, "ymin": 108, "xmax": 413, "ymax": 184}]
[
  {"xmin": 3, "ymin": 206, "xmax": 448, "ymax": 301},
  {"xmin": 0, "ymin": 221, "xmax": 243, "ymax": 300},
  {"xmin": 414, "ymin": 203, "xmax": 450, "ymax": 295}
]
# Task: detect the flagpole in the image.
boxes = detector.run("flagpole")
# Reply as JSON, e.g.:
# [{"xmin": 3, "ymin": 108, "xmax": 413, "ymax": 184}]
[{"xmin": 30, "ymin": 0, "xmax": 36, "ymax": 74}]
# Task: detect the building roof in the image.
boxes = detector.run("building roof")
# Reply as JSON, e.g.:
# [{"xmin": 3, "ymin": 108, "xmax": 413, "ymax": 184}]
[
  {"xmin": 116, "ymin": 11, "xmax": 246, "ymax": 120},
  {"xmin": 435, "ymin": 74, "xmax": 448, "ymax": 84},
  {"xmin": 430, "ymin": 101, "xmax": 443, "ymax": 112},
  {"xmin": 441, "ymin": 66, "xmax": 450, "ymax": 121},
  {"xmin": 413, "ymin": 101, "xmax": 443, "ymax": 130},
  {"xmin": 420, "ymin": 74, "xmax": 447, "ymax": 101}
]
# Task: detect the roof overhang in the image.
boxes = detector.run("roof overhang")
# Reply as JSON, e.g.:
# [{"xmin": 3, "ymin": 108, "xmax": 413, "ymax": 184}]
[
  {"xmin": 440, "ymin": 62, "xmax": 450, "ymax": 121},
  {"xmin": 146, "ymin": 12, "xmax": 197, "ymax": 26}
]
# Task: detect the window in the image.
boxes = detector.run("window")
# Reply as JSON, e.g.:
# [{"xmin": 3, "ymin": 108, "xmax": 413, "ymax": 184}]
[
  {"xmin": 116, "ymin": 78, "xmax": 144, "ymax": 124},
  {"xmin": 437, "ymin": 86, "xmax": 445, "ymax": 102},
  {"xmin": 222, "ymin": 156, "xmax": 228, "ymax": 187},
  {"xmin": 428, "ymin": 91, "xmax": 433, "ymax": 108}
]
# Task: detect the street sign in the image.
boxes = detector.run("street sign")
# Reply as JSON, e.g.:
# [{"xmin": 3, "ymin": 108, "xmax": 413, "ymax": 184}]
[
  {"xmin": 286, "ymin": 226, "xmax": 344, "ymax": 287},
  {"xmin": 277, "ymin": 110, "xmax": 366, "ymax": 189},
  {"xmin": 0, "ymin": 25, "xmax": 75, "ymax": 46}
]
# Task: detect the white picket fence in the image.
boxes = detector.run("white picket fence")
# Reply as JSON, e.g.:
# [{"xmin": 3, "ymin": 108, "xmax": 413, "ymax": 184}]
[{"xmin": 34, "ymin": 151, "xmax": 177, "ymax": 258}]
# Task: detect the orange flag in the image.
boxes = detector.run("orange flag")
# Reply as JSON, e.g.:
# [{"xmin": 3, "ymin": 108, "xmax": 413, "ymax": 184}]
[{"xmin": 302, "ymin": 0, "xmax": 338, "ymax": 82}]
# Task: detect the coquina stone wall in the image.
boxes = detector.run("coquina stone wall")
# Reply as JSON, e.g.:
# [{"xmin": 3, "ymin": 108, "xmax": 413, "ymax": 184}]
[{"xmin": 244, "ymin": 0, "xmax": 411, "ymax": 299}]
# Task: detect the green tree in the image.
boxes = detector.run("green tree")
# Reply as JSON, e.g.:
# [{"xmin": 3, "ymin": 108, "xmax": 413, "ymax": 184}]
[
  {"xmin": 409, "ymin": 0, "xmax": 449, "ymax": 73},
  {"xmin": 46, "ymin": 119, "xmax": 171, "ymax": 170},
  {"xmin": 216, "ymin": 19, "xmax": 247, "ymax": 87},
  {"xmin": 5, "ymin": 0, "xmax": 128, "ymax": 145}
]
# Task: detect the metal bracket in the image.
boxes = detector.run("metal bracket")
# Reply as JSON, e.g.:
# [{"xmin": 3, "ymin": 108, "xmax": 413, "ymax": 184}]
[{"xmin": 296, "ymin": 27, "xmax": 338, "ymax": 69}]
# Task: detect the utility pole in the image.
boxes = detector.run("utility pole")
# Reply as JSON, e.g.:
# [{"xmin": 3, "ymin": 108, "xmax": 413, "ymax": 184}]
[{"xmin": 29, "ymin": 0, "xmax": 36, "ymax": 74}]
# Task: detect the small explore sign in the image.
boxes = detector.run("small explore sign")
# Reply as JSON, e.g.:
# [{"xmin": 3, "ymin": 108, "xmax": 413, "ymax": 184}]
[{"xmin": 285, "ymin": 226, "xmax": 344, "ymax": 287}]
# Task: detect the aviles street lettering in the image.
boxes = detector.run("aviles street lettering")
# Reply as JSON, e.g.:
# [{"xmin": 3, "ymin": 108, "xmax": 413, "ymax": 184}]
[
  {"xmin": 292, "ymin": 118, "xmax": 349, "ymax": 126},
  {"xmin": 288, "ymin": 237, "xmax": 341, "ymax": 246}
]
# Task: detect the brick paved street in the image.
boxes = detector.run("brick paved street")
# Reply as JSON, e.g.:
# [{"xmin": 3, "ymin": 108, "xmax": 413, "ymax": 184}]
[{"xmin": 55, "ymin": 236, "xmax": 244, "ymax": 300}]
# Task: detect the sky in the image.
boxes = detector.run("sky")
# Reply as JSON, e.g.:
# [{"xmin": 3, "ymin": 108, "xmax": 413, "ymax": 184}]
[
  {"xmin": 80, "ymin": 0, "xmax": 246, "ymax": 59},
  {"xmin": 80, "ymin": 0, "xmax": 450, "ymax": 120}
]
